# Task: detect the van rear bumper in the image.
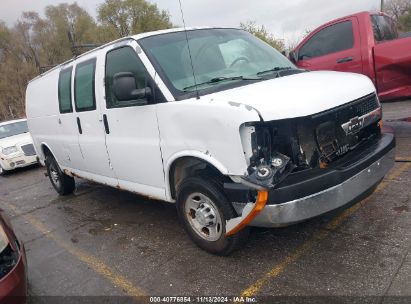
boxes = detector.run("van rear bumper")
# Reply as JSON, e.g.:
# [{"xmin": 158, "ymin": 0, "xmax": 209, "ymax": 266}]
[{"xmin": 226, "ymin": 133, "xmax": 395, "ymax": 227}]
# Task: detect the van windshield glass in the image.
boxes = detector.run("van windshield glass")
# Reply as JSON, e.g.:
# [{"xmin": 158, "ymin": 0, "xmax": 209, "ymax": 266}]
[
  {"xmin": 0, "ymin": 121, "xmax": 29, "ymax": 139},
  {"xmin": 139, "ymin": 29, "xmax": 294, "ymax": 98}
]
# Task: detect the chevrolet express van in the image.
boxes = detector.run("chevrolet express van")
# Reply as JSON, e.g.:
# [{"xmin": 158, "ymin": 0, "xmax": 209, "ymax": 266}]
[{"xmin": 26, "ymin": 27, "xmax": 395, "ymax": 255}]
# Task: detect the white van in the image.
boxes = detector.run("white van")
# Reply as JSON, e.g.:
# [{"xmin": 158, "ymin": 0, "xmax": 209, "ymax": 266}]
[{"xmin": 26, "ymin": 27, "xmax": 395, "ymax": 255}]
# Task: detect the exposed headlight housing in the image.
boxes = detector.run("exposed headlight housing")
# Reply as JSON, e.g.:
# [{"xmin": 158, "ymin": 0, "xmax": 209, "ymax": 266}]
[
  {"xmin": 239, "ymin": 123, "xmax": 294, "ymax": 188},
  {"xmin": 1, "ymin": 146, "xmax": 18, "ymax": 155}
]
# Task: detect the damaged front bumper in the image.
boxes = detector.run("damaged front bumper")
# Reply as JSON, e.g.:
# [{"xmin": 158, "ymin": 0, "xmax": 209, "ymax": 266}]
[
  {"xmin": 251, "ymin": 147, "xmax": 394, "ymax": 227},
  {"xmin": 225, "ymin": 133, "xmax": 395, "ymax": 230}
]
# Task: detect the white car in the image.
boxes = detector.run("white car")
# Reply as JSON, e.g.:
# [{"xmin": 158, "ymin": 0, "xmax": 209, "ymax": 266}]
[
  {"xmin": 0, "ymin": 119, "xmax": 38, "ymax": 175},
  {"xmin": 26, "ymin": 27, "xmax": 395, "ymax": 255}
]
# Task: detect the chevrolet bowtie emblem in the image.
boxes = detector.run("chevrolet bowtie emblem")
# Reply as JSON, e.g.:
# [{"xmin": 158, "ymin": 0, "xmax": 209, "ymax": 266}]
[{"xmin": 343, "ymin": 116, "xmax": 364, "ymax": 135}]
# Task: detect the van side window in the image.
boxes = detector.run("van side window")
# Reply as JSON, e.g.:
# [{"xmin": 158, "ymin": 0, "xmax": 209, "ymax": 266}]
[
  {"xmin": 58, "ymin": 67, "xmax": 73, "ymax": 113},
  {"xmin": 74, "ymin": 58, "xmax": 96, "ymax": 112},
  {"xmin": 299, "ymin": 21, "xmax": 354, "ymax": 60},
  {"xmin": 105, "ymin": 46, "xmax": 147, "ymax": 108}
]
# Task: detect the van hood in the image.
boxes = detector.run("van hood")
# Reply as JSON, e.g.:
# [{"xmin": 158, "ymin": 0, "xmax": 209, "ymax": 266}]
[{"xmin": 206, "ymin": 71, "xmax": 376, "ymax": 121}]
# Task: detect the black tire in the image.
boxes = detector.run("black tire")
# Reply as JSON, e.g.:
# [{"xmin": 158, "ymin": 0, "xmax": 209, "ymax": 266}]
[
  {"xmin": 176, "ymin": 176, "xmax": 249, "ymax": 255},
  {"xmin": 0, "ymin": 165, "xmax": 8, "ymax": 176},
  {"xmin": 45, "ymin": 155, "xmax": 75, "ymax": 195}
]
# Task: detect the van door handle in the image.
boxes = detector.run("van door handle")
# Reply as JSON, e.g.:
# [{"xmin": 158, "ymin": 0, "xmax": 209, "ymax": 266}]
[
  {"xmin": 103, "ymin": 114, "xmax": 110, "ymax": 134},
  {"xmin": 76, "ymin": 117, "xmax": 82, "ymax": 134},
  {"xmin": 337, "ymin": 57, "xmax": 353, "ymax": 63}
]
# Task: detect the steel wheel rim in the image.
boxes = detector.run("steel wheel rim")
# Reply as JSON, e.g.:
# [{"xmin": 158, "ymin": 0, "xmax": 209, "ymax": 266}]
[
  {"xmin": 184, "ymin": 192, "xmax": 223, "ymax": 241},
  {"xmin": 49, "ymin": 163, "xmax": 60, "ymax": 189}
]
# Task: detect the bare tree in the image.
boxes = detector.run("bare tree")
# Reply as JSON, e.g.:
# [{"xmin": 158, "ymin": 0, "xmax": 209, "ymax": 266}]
[
  {"xmin": 0, "ymin": 1, "xmax": 176, "ymax": 121},
  {"xmin": 97, "ymin": 0, "xmax": 172, "ymax": 39},
  {"xmin": 240, "ymin": 21, "xmax": 285, "ymax": 52},
  {"xmin": 385, "ymin": 0, "xmax": 411, "ymax": 21}
]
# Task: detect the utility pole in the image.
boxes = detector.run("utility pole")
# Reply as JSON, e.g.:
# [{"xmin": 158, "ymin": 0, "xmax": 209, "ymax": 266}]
[{"xmin": 381, "ymin": 0, "xmax": 384, "ymax": 12}]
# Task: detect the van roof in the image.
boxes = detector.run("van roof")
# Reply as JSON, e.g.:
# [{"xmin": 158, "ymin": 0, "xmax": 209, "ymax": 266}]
[{"xmin": 28, "ymin": 26, "xmax": 230, "ymax": 83}]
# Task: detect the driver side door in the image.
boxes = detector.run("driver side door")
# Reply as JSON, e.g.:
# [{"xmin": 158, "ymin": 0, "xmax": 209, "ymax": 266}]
[{"xmin": 99, "ymin": 42, "xmax": 166, "ymax": 200}]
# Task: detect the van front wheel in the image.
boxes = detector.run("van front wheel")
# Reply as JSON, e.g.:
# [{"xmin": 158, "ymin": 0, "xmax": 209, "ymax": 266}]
[
  {"xmin": 176, "ymin": 176, "xmax": 249, "ymax": 255},
  {"xmin": 45, "ymin": 155, "xmax": 75, "ymax": 195}
]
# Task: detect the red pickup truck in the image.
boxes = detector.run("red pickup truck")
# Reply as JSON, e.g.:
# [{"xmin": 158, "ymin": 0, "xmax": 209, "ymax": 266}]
[{"xmin": 290, "ymin": 12, "xmax": 411, "ymax": 101}]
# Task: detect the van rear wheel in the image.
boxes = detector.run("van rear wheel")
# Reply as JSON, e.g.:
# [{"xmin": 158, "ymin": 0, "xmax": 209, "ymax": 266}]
[
  {"xmin": 45, "ymin": 155, "xmax": 75, "ymax": 195},
  {"xmin": 176, "ymin": 176, "xmax": 249, "ymax": 255}
]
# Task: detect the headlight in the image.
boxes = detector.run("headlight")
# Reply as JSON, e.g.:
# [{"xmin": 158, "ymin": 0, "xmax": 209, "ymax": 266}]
[
  {"xmin": 0, "ymin": 225, "xmax": 8, "ymax": 253},
  {"xmin": 1, "ymin": 146, "xmax": 18, "ymax": 155},
  {"xmin": 240, "ymin": 122, "xmax": 295, "ymax": 188}
]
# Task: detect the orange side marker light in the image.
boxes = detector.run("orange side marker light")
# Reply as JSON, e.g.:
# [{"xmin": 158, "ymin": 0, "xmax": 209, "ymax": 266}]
[{"xmin": 226, "ymin": 190, "xmax": 268, "ymax": 237}]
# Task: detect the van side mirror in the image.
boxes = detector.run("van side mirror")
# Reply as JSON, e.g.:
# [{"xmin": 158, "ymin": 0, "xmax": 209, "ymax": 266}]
[
  {"xmin": 112, "ymin": 72, "xmax": 151, "ymax": 104},
  {"xmin": 289, "ymin": 50, "xmax": 298, "ymax": 63}
]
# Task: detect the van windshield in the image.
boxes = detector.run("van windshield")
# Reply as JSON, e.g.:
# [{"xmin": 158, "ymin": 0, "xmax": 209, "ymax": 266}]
[
  {"xmin": 0, "ymin": 121, "xmax": 29, "ymax": 139},
  {"xmin": 139, "ymin": 28, "xmax": 294, "ymax": 99}
]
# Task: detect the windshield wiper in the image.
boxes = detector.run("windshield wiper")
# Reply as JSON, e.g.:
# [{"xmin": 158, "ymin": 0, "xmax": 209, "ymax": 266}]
[
  {"xmin": 256, "ymin": 66, "xmax": 293, "ymax": 76},
  {"xmin": 183, "ymin": 76, "xmax": 262, "ymax": 91}
]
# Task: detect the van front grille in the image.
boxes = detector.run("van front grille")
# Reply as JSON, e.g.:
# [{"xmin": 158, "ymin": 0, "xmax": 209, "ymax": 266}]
[
  {"xmin": 352, "ymin": 94, "xmax": 380, "ymax": 117},
  {"xmin": 312, "ymin": 93, "xmax": 379, "ymax": 121}
]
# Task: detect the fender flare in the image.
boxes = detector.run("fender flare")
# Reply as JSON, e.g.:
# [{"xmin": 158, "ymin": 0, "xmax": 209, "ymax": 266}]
[
  {"xmin": 39, "ymin": 142, "xmax": 57, "ymax": 164},
  {"xmin": 164, "ymin": 150, "xmax": 230, "ymax": 201}
]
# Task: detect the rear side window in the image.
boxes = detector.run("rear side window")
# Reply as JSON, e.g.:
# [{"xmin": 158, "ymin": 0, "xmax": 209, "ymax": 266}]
[
  {"xmin": 299, "ymin": 21, "xmax": 354, "ymax": 60},
  {"xmin": 371, "ymin": 15, "xmax": 398, "ymax": 42},
  {"xmin": 105, "ymin": 46, "xmax": 147, "ymax": 108},
  {"xmin": 74, "ymin": 58, "xmax": 96, "ymax": 112},
  {"xmin": 58, "ymin": 67, "xmax": 73, "ymax": 113}
]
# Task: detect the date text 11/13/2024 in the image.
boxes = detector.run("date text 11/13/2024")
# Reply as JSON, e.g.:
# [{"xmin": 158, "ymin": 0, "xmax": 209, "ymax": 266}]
[{"xmin": 149, "ymin": 296, "xmax": 257, "ymax": 303}]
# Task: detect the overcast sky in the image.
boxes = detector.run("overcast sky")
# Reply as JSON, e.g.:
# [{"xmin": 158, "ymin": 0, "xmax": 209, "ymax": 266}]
[{"xmin": 0, "ymin": 0, "xmax": 382, "ymax": 45}]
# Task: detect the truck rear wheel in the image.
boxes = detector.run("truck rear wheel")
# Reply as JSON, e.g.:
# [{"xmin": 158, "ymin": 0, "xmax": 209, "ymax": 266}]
[
  {"xmin": 176, "ymin": 176, "xmax": 249, "ymax": 255},
  {"xmin": 45, "ymin": 155, "xmax": 75, "ymax": 195}
]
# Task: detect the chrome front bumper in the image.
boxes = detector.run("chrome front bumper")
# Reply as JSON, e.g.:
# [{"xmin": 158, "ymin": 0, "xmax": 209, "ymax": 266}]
[
  {"xmin": 0, "ymin": 154, "xmax": 38, "ymax": 171},
  {"xmin": 250, "ymin": 148, "xmax": 395, "ymax": 227}
]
